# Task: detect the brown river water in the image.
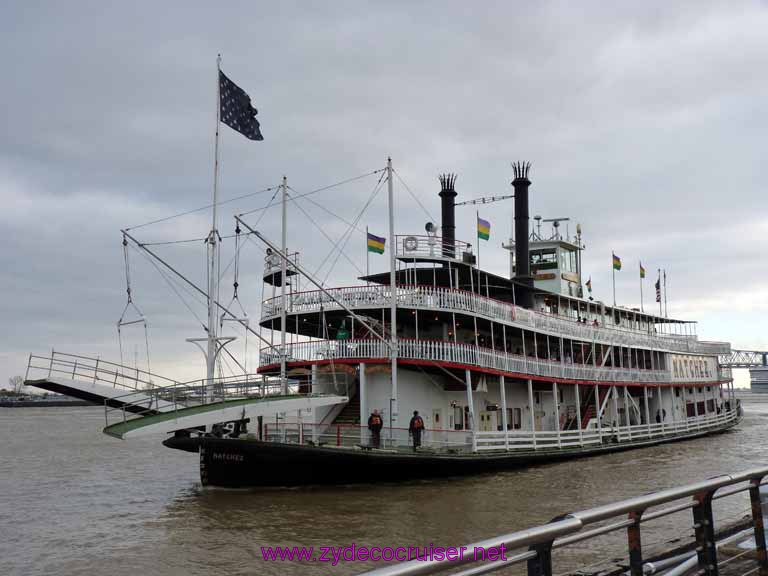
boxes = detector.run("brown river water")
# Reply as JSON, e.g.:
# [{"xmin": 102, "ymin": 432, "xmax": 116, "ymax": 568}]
[{"xmin": 1, "ymin": 394, "xmax": 764, "ymax": 576}]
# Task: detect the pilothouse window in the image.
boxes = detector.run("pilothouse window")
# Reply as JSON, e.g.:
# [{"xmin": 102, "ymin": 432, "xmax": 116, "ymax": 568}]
[{"xmin": 530, "ymin": 250, "xmax": 558, "ymax": 270}]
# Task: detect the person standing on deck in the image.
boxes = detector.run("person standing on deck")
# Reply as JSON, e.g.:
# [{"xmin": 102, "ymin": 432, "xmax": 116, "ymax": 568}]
[
  {"xmin": 368, "ymin": 409, "xmax": 383, "ymax": 448},
  {"xmin": 409, "ymin": 410, "xmax": 425, "ymax": 452}
]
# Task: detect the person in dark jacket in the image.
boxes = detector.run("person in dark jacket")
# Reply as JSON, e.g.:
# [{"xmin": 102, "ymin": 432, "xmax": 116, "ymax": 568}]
[
  {"xmin": 408, "ymin": 410, "xmax": 425, "ymax": 452},
  {"xmin": 367, "ymin": 409, "xmax": 383, "ymax": 448}
]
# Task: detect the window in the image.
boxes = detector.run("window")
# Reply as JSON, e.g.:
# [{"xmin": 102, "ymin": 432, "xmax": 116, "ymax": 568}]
[
  {"xmin": 530, "ymin": 250, "xmax": 558, "ymax": 270},
  {"xmin": 675, "ymin": 388, "xmax": 681, "ymax": 397}
]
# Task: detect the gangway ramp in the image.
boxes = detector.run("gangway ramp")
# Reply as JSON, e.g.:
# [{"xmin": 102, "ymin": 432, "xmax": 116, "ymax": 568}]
[
  {"xmin": 103, "ymin": 394, "xmax": 348, "ymax": 439},
  {"xmin": 24, "ymin": 352, "xmax": 182, "ymax": 413}
]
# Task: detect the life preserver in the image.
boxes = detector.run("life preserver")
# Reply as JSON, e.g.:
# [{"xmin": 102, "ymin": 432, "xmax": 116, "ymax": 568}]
[{"xmin": 404, "ymin": 236, "xmax": 418, "ymax": 251}]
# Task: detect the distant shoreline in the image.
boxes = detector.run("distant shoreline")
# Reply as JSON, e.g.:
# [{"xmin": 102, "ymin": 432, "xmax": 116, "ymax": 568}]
[{"xmin": 0, "ymin": 400, "xmax": 93, "ymax": 408}]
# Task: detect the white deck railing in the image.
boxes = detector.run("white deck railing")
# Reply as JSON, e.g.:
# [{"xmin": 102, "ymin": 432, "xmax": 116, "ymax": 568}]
[
  {"xmin": 260, "ymin": 409, "xmax": 738, "ymax": 454},
  {"xmin": 258, "ymin": 338, "xmax": 729, "ymax": 385},
  {"xmin": 260, "ymin": 285, "xmax": 730, "ymax": 356},
  {"xmin": 474, "ymin": 409, "xmax": 739, "ymax": 451}
]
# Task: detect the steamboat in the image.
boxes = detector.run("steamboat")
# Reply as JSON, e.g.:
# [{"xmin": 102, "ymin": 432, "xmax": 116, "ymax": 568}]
[
  {"xmin": 24, "ymin": 159, "xmax": 739, "ymax": 487},
  {"xmin": 22, "ymin": 64, "xmax": 739, "ymax": 487}
]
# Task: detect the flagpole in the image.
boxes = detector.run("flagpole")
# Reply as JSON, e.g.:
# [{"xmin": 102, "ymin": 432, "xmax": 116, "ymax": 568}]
[
  {"xmin": 612, "ymin": 252, "xmax": 616, "ymax": 307},
  {"xmin": 366, "ymin": 225, "xmax": 370, "ymax": 285},
  {"xmin": 476, "ymin": 210, "xmax": 481, "ymax": 295},
  {"xmin": 663, "ymin": 269, "xmax": 668, "ymax": 318},
  {"xmin": 206, "ymin": 54, "xmax": 222, "ymax": 389},
  {"xmin": 387, "ymin": 157, "xmax": 398, "ymax": 427},
  {"xmin": 280, "ymin": 175, "xmax": 288, "ymax": 393},
  {"xmin": 639, "ymin": 261, "xmax": 644, "ymax": 313},
  {"xmin": 658, "ymin": 268, "xmax": 662, "ymax": 317}
]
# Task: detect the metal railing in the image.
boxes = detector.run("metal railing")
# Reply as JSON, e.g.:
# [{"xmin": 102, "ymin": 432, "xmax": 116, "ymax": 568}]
[
  {"xmin": 395, "ymin": 235, "xmax": 474, "ymax": 261},
  {"xmin": 260, "ymin": 285, "xmax": 730, "ymax": 356},
  {"xmin": 263, "ymin": 422, "xmax": 472, "ymax": 452},
  {"xmin": 359, "ymin": 464, "xmax": 768, "ymax": 576},
  {"xmin": 475, "ymin": 409, "xmax": 739, "ymax": 451},
  {"xmin": 258, "ymin": 409, "xmax": 738, "ymax": 454},
  {"xmin": 24, "ymin": 351, "xmax": 180, "ymax": 391},
  {"xmin": 103, "ymin": 371, "xmax": 353, "ymax": 430},
  {"xmin": 258, "ymin": 339, "xmax": 727, "ymax": 386}
]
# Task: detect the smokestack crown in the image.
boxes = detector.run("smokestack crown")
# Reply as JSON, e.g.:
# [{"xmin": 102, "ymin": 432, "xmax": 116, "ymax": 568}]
[
  {"xmin": 512, "ymin": 161, "xmax": 531, "ymax": 182},
  {"xmin": 439, "ymin": 173, "xmax": 457, "ymax": 259},
  {"xmin": 439, "ymin": 173, "xmax": 457, "ymax": 196}
]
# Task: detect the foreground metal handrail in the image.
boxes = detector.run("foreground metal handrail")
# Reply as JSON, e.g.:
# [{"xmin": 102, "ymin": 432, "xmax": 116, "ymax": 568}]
[{"xmin": 359, "ymin": 466, "xmax": 768, "ymax": 576}]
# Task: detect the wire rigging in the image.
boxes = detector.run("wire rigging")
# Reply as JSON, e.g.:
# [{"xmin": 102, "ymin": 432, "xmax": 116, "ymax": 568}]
[
  {"xmin": 117, "ymin": 237, "xmax": 153, "ymax": 381},
  {"xmin": 125, "ymin": 184, "xmax": 280, "ymax": 232},
  {"xmin": 393, "ymin": 168, "xmax": 437, "ymax": 223},
  {"xmin": 313, "ymin": 170, "xmax": 386, "ymax": 283},
  {"xmin": 320, "ymin": 172, "xmax": 387, "ymax": 284},
  {"xmin": 290, "ymin": 193, "xmax": 365, "ymax": 276},
  {"xmin": 237, "ymin": 168, "xmax": 386, "ymax": 217}
]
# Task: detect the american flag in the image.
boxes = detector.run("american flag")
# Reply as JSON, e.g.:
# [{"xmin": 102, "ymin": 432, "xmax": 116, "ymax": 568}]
[{"xmin": 219, "ymin": 70, "xmax": 263, "ymax": 141}]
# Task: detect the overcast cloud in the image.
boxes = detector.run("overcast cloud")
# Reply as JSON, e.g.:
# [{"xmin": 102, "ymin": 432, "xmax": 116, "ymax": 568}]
[{"xmin": 1, "ymin": 1, "xmax": 766, "ymax": 387}]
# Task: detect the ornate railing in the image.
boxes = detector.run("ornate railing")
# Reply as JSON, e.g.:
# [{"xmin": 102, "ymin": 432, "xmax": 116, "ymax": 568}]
[
  {"xmin": 261, "ymin": 285, "xmax": 731, "ymax": 356},
  {"xmin": 394, "ymin": 234, "xmax": 473, "ymax": 261},
  {"xmin": 258, "ymin": 338, "xmax": 727, "ymax": 385}
]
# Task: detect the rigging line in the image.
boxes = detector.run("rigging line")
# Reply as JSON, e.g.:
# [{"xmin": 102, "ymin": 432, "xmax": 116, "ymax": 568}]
[
  {"xmin": 131, "ymin": 230, "xmax": 253, "ymax": 248},
  {"xmin": 320, "ymin": 172, "xmax": 386, "ymax": 284},
  {"xmin": 122, "ymin": 230, "xmax": 280, "ymax": 352},
  {"xmin": 393, "ymin": 168, "xmax": 437, "ymax": 223},
  {"xmin": 133, "ymin": 245, "xmax": 208, "ymax": 330},
  {"xmin": 125, "ymin": 184, "xmax": 280, "ymax": 231},
  {"xmin": 237, "ymin": 168, "xmax": 386, "ymax": 217},
  {"xmin": 287, "ymin": 186, "xmax": 367, "ymax": 236},
  {"xmin": 219, "ymin": 186, "xmax": 281, "ymax": 281},
  {"xmin": 220, "ymin": 342, "xmax": 247, "ymax": 375},
  {"xmin": 314, "ymin": 171, "xmax": 386, "ymax": 281},
  {"xmin": 290, "ymin": 193, "xmax": 365, "ymax": 276},
  {"xmin": 141, "ymin": 237, "xmax": 208, "ymax": 246}
]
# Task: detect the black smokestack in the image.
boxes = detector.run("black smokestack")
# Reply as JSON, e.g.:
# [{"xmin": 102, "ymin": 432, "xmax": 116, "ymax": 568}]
[
  {"xmin": 512, "ymin": 162, "xmax": 533, "ymax": 308},
  {"xmin": 439, "ymin": 173, "xmax": 457, "ymax": 258}
]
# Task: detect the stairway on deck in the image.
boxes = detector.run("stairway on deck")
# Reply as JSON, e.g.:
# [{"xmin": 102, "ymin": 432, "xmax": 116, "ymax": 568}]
[
  {"xmin": 580, "ymin": 387, "xmax": 608, "ymax": 429},
  {"xmin": 332, "ymin": 384, "xmax": 360, "ymax": 425}
]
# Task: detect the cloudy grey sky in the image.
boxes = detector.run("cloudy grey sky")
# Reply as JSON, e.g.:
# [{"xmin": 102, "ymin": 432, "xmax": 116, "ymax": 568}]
[{"xmin": 2, "ymin": 1, "xmax": 766, "ymax": 388}]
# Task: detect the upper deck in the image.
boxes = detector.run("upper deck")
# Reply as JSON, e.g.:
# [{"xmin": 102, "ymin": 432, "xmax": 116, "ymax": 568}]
[{"xmin": 260, "ymin": 284, "xmax": 730, "ymax": 356}]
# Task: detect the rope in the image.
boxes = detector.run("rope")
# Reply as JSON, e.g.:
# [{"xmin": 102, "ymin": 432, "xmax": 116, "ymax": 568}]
[
  {"xmin": 237, "ymin": 168, "xmax": 385, "ymax": 217},
  {"xmin": 290, "ymin": 193, "xmax": 365, "ymax": 276},
  {"xmin": 393, "ymin": 168, "xmax": 437, "ymax": 223},
  {"xmin": 135, "ymin": 245, "xmax": 207, "ymax": 330},
  {"xmin": 320, "ymin": 172, "xmax": 386, "ymax": 284},
  {"xmin": 118, "ymin": 236, "xmax": 153, "ymax": 379},
  {"xmin": 314, "ymin": 170, "xmax": 386, "ymax": 283},
  {"xmin": 125, "ymin": 184, "xmax": 279, "ymax": 231}
]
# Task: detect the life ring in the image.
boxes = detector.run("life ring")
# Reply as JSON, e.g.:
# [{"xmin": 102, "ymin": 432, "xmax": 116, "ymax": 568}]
[{"xmin": 404, "ymin": 236, "xmax": 418, "ymax": 251}]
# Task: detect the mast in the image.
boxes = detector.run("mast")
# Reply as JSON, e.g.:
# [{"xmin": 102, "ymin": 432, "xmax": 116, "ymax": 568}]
[
  {"xmin": 280, "ymin": 175, "xmax": 288, "ymax": 393},
  {"xmin": 206, "ymin": 54, "xmax": 222, "ymax": 388},
  {"xmin": 387, "ymin": 157, "xmax": 398, "ymax": 425}
]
